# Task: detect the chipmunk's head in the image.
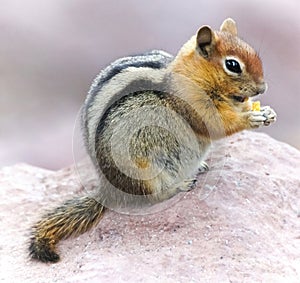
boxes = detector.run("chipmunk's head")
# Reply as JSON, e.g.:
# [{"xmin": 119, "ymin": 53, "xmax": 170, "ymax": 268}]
[
  {"xmin": 172, "ymin": 18, "xmax": 266, "ymax": 106},
  {"xmin": 195, "ymin": 18, "xmax": 266, "ymax": 103}
]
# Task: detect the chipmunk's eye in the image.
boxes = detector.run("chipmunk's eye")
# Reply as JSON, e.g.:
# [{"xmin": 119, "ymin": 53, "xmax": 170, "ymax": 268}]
[{"xmin": 225, "ymin": 59, "xmax": 242, "ymax": 74}]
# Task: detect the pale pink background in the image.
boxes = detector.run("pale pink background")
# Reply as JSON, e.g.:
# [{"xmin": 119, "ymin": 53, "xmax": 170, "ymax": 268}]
[{"xmin": 0, "ymin": 0, "xmax": 299, "ymax": 169}]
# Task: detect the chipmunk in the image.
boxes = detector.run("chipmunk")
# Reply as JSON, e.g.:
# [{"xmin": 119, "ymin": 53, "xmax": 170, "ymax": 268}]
[{"xmin": 29, "ymin": 18, "xmax": 276, "ymax": 263}]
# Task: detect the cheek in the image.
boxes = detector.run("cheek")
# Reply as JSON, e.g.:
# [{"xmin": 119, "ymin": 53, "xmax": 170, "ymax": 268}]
[
  {"xmin": 229, "ymin": 81, "xmax": 244, "ymax": 94},
  {"xmin": 235, "ymin": 76, "xmax": 252, "ymax": 92}
]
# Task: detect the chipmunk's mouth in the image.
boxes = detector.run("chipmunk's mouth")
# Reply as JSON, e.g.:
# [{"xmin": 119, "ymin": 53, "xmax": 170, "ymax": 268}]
[{"xmin": 232, "ymin": 95, "xmax": 249, "ymax": 103}]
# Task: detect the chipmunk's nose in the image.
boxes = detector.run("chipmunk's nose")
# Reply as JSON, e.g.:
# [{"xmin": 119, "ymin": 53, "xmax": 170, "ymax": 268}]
[{"xmin": 256, "ymin": 82, "xmax": 268, "ymax": 95}]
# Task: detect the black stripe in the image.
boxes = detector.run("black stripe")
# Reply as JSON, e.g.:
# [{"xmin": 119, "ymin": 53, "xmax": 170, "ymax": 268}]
[
  {"xmin": 82, "ymin": 50, "xmax": 173, "ymax": 146},
  {"xmin": 87, "ymin": 50, "xmax": 173, "ymax": 106}
]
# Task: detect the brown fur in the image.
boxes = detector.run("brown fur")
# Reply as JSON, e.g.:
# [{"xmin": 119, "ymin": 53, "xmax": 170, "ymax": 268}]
[
  {"xmin": 170, "ymin": 28, "xmax": 264, "ymax": 137},
  {"xmin": 29, "ymin": 197, "xmax": 105, "ymax": 262},
  {"xmin": 29, "ymin": 19, "xmax": 271, "ymax": 263}
]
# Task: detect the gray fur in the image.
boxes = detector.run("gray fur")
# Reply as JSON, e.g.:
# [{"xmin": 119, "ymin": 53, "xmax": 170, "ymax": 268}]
[{"xmin": 81, "ymin": 50, "xmax": 210, "ymax": 210}]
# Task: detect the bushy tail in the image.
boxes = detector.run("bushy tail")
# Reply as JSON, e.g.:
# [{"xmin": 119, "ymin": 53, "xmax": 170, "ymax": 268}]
[{"xmin": 29, "ymin": 196, "xmax": 105, "ymax": 263}]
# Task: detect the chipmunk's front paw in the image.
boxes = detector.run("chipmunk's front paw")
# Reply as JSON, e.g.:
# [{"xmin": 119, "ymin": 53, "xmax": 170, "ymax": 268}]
[
  {"xmin": 248, "ymin": 110, "xmax": 266, "ymax": 128},
  {"xmin": 248, "ymin": 106, "xmax": 276, "ymax": 129},
  {"xmin": 261, "ymin": 106, "xmax": 277, "ymax": 126}
]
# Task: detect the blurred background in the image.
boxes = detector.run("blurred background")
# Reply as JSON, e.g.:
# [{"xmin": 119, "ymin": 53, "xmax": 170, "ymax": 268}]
[{"xmin": 0, "ymin": 0, "xmax": 299, "ymax": 170}]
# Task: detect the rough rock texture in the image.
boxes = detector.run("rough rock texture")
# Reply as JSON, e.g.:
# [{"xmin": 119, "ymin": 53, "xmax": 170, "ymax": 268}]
[{"xmin": 0, "ymin": 132, "xmax": 299, "ymax": 282}]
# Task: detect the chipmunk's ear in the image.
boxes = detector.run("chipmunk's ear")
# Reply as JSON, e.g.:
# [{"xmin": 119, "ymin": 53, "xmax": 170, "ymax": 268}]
[
  {"xmin": 220, "ymin": 18, "xmax": 238, "ymax": 36},
  {"xmin": 196, "ymin": 26, "xmax": 216, "ymax": 59}
]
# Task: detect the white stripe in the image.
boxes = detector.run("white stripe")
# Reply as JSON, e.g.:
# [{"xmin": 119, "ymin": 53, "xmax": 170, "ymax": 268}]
[{"xmin": 85, "ymin": 66, "xmax": 168, "ymax": 152}]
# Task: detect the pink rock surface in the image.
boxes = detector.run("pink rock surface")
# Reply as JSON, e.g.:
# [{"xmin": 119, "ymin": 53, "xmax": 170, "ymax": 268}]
[{"xmin": 0, "ymin": 131, "xmax": 299, "ymax": 282}]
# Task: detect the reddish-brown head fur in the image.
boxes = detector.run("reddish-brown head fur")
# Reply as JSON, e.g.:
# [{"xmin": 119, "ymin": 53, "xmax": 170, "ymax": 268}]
[
  {"xmin": 170, "ymin": 18, "xmax": 268, "ymax": 138},
  {"xmin": 214, "ymin": 31, "xmax": 263, "ymax": 84},
  {"xmin": 171, "ymin": 18, "xmax": 266, "ymax": 104}
]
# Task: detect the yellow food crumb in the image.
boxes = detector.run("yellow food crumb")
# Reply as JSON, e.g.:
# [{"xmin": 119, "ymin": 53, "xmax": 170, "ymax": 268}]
[{"xmin": 252, "ymin": 101, "xmax": 261, "ymax": 111}]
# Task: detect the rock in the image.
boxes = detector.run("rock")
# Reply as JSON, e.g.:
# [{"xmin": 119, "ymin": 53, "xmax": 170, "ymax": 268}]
[{"xmin": 0, "ymin": 131, "xmax": 299, "ymax": 282}]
